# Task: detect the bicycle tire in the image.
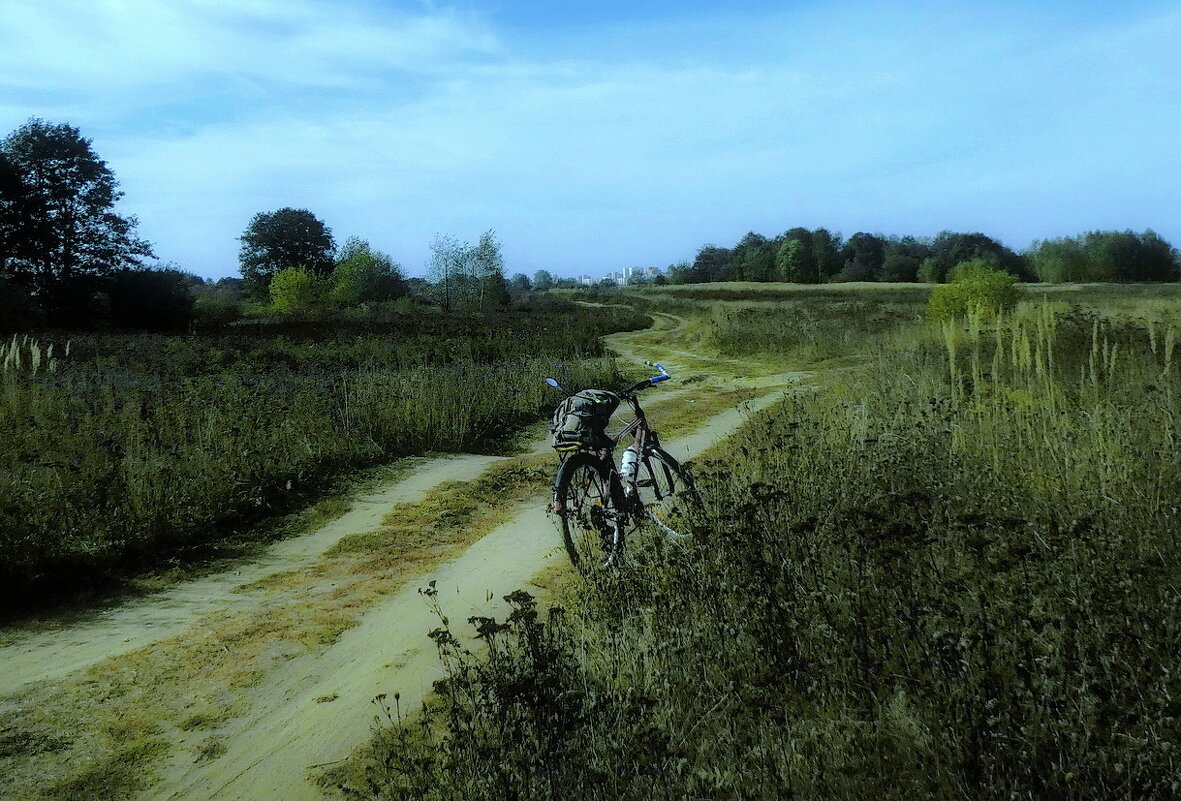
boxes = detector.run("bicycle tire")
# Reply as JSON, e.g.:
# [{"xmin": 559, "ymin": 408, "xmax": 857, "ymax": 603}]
[
  {"xmin": 632, "ymin": 447, "xmax": 700, "ymax": 538},
  {"xmin": 553, "ymin": 451, "xmax": 625, "ymax": 574}
]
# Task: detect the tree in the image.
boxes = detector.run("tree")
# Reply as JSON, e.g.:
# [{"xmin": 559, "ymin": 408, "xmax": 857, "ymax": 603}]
[
  {"xmin": 429, "ymin": 234, "xmax": 469, "ymax": 312},
  {"xmin": 776, "ymin": 229, "xmax": 819, "ymax": 283},
  {"xmin": 239, "ymin": 208, "xmax": 335, "ymax": 298},
  {"xmin": 1083, "ymin": 230, "xmax": 1178, "ymax": 282},
  {"xmin": 731, "ymin": 232, "xmax": 775, "ymax": 282},
  {"xmin": 0, "ymin": 152, "xmax": 42, "ymax": 274},
  {"xmin": 811, "ymin": 228, "xmax": 843, "ymax": 280},
  {"xmin": 0, "ymin": 118, "xmax": 152, "ymax": 294},
  {"xmin": 927, "ymin": 231, "xmax": 1028, "ymax": 282},
  {"xmin": 509, "ymin": 273, "xmax": 532, "ymax": 293},
  {"xmin": 532, "ymin": 269, "xmax": 555, "ymax": 291},
  {"xmin": 1028, "ymin": 238, "xmax": 1093, "ymax": 282},
  {"xmin": 691, "ymin": 245, "xmax": 732, "ymax": 283},
  {"xmin": 107, "ymin": 267, "xmax": 195, "ymax": 331},
  {"xmin": 1028, "ymin": 230, "xmax": 1179, "ymax": 283},
  {"xmin": 838, "ymin": 232, "xmax": 887, "ymax": 281},
  {"xmin": 773, "ymin": 228, "xmax": 816, "ymax": 283},
  {"xmin": 330, "ymin": 236, "xmax": 407, "ymax": 305},
  {"xmin": 470, "ymin": 229, "xmax": 508, "ymax": 309},
  {"xmin": 879, "ymin": 236, "xmax": 930, "ymax": 282}
]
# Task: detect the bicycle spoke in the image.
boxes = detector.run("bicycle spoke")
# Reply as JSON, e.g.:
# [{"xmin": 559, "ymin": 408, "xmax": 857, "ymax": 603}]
[{"xmin": 557, "ymin": 456, "xmax": 620, "ymax": 574}]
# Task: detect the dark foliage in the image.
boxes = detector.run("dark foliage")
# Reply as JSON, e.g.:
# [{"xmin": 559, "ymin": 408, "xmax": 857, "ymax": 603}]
[
  {"xmin": 0, "ymin": 118, "xmax": 153, "ymax": 294},
  {"xmin": 239, "ymin": 207, "xmax": 336, "ymax": 297}
]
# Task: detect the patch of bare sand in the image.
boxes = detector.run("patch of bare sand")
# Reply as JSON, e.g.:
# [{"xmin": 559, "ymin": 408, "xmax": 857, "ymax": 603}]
[{"xmin": 0, "ymin": 454, "xmax": 506, "ymax": 697}]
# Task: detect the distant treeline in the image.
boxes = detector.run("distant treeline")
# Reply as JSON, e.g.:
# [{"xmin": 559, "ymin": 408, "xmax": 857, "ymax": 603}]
[
  {"xmin": 666, "ymin": 228, "xmax": 1180, "ymax": 285},
  {"xmin": 0, "ymin": 117, "xmax": 543, "ymax": 333}
]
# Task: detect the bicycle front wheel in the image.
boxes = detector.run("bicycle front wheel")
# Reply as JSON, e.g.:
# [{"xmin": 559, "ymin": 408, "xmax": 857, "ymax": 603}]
[
  {"xmin": 634, "ymin": 447, "xmax": 700, "ymax": 538},
  {"xmin": 553, "ymin": 452, "xmax": 623, "ymax": 575}
]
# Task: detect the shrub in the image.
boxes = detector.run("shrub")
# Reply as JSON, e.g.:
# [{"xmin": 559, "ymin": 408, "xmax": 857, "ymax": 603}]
[
  {"xmin": 107, "ymin": 268, "xmax": 195, "ymax": 331},
  {"xmin": 926, "ymin": 260, "xmax": 1019, "ymax": 322},
  {"xmin": 0, "ymin": 276, "xmax": 42, "ymax": 331},
  {"xmin": 330, "ymin": 249, "xmax": 407, "ymax": 306},
  {"xmin": 269, "ymin": 267, "xmax": 328, "ymax": 318},
  {"xmin": 192, "ymin": 291, "xmax": 241, "ymax": 328}
]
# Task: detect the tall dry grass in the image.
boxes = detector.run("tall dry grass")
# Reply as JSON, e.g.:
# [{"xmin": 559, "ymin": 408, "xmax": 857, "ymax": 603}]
[
  {"xmin": 341, "ymin": 286, "xmax": 1181, "ymax": 801},
  {"xmin": 0, "ymin": 300, "xmax": 649, "ymax": 606}
]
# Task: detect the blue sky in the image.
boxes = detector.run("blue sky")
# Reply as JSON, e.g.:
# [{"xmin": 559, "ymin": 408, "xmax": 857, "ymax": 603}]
[{"xmin": 1, "ymin": 0, "xmax": 1178, "ymax": 280}]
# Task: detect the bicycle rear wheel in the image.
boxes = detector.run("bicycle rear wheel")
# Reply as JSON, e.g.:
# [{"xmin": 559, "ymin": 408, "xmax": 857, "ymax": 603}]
[
  {"xmin": 553, "ymin": 452, "xmax": 624, "ymax": 574},
  {"xmin": 633, "ymin": 447, "xmax": 700, "ymax": 538}
]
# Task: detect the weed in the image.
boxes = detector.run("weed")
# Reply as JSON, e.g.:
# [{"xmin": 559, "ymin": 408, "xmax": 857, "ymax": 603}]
[{"xmin": 346, "ymin": 284, "xmax": 1181, "ymax": 801}]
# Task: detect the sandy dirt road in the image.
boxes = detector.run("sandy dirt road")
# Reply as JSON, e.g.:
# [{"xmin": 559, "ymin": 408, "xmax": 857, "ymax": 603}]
[
  {"xmin": 0, "ymin": 313, "xmax": 805, "ymax": 801},
  {"xmin": 0, "ymin": 454, "xmax": 507, "ymax": 697}
]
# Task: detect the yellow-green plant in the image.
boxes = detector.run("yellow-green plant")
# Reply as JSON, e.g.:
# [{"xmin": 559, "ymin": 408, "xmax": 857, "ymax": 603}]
[
  {"xmin": 269, "ymin": 267, "xmax": 329, "ymax": 318},
  {"xmin": 926, "ymin": 260, "xmax": 1019, "ymax": 323}
]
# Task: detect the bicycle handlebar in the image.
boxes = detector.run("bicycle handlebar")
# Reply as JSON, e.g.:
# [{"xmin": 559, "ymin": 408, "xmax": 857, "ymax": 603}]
[
  {"xmin": 545, "ymin": 361, "xmax": 673, "ymax": 398},
  {"xmin": 624, "ymin": 361, "xmax": 672, "ymax": 395}
]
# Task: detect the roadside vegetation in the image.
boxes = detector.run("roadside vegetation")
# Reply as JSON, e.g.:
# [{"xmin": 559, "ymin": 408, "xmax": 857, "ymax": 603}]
[
  {"xmin": 0, "ymin": 116, "xmax": 655, "ymax": 611},
  {"xmin": 0, "ymin": 296, "xmax": 647, "ymax": 610},
  {"xmin": 340, "ymin": 279, "xmax": 1181, "ymax": 800}
]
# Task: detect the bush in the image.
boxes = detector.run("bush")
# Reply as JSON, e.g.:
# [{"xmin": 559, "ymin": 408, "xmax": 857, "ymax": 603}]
[
  {"xmin": 926, "ymin": 260, "xmax": 1019, "ymax": 322},
  {"xmin": 192, "ymin": 291, "xmax": 242, "ymax": 328},
  {"xmin": 0, "ymin": 276, "xmax": 42, "ymax": 331},
  {"xmin": 269, "ymin": 267, "xmax": 328, "ymax": 318},
  {"xmin": 330, "ymin": 250, "xmax": 407, "ymax": 307},
  {"xmin": 107, "ymin": 268, "xmax": 195, "ymax": 331}
]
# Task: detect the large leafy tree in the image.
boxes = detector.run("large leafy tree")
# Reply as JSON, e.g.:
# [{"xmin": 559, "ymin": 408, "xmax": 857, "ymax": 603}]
[
  {"xmin": 810, "ymin": 228, "xmax": 843, "ymax": 280},
  {"xmin": 776, "ymin": 227, "xmax": 818, "ymax": 282},
  {"xmin": 923, "ymin": 231, "xmax": 1027, "ymax": 282},
  {"xmin": 1029, "ymin": 230, "xmax": 1179, "ymax": 282},
  {"xmin": 690, "ymin": 245, "xmax": 732, "ymax": 283},
  {"xmin": 879, "ymin": 236, "xmax": 931, "ymax": 282},
  {"xmin": 731, "ymin": 232, "xmax": 775, "ymax": 282},
  {"xmin": 330, "ymin": 236, "xmax": 407, "ymax": 305},
  {"xmin": 0, "ymin": 118, "xmax": 152, "ymax": 293},
  {"xmin": 839, "ymin": 232, "xmax": 887, "ymax": 281},
  {"xmin": 1083, "ymin": 229, "xmax": 1177, "ymax": 282},
  {"xmin": 238, "ymin": 207, "xmax": 335, "ymax": 297},
  {"xmin": 0, "ymin": 153, "xmax": 42, "ymax": 273}
]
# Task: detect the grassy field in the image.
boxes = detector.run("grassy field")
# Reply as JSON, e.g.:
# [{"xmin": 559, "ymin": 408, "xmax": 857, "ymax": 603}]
[
  {"xmin": 0, "ymin": 297, "xmax": 649, "ymax": 610},
  {"xmin": 339, "ymin": 283, "xmax": 1181, "ymax": 800}
]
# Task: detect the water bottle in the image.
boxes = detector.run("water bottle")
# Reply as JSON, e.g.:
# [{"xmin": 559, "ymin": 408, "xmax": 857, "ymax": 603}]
[{"xmin": 620, "ymin": 447, "xmax": 640, "ymax": 488}]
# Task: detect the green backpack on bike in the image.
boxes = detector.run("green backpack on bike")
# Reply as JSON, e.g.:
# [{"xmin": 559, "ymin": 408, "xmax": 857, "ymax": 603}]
[{"xmin": 550, "ymin": 389, "xmax": 619, "ymax": 453}]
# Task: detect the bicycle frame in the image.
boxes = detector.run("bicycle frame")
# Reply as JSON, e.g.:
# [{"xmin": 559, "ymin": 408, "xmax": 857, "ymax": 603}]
[{"xmin": 570, "ymin": 392, "xmax": 656, "ymax": 464}]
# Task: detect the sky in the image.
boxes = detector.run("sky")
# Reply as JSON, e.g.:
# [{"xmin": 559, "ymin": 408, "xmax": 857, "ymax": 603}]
[{"xmin": 1, "ymin": 0, "xmax": 1179, "ymax": 280}]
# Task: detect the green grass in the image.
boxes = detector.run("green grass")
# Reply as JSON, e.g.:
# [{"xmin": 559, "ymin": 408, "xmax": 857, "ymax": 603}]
[
  {"xmin": 0, "ymin": 297, "xmax": 649, "ymax": 610},
  {"xmin": 340, "ymin": 284, "xmax": 1181, "ymax": 801}
]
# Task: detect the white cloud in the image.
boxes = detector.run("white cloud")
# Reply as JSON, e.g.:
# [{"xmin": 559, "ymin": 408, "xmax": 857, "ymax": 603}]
[
  {"xmin": 0, "ymin": 0, "xmax": 497, "ymax": 96},
  {"xmin": 4, "ymin": 1, "xmax": 1179, "ymax": 277}
]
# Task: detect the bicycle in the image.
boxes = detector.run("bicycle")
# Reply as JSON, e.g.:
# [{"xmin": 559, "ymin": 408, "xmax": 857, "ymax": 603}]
[{"xmin": 546, "ymin": 362, "xmax": 700, "ymax": 575}]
